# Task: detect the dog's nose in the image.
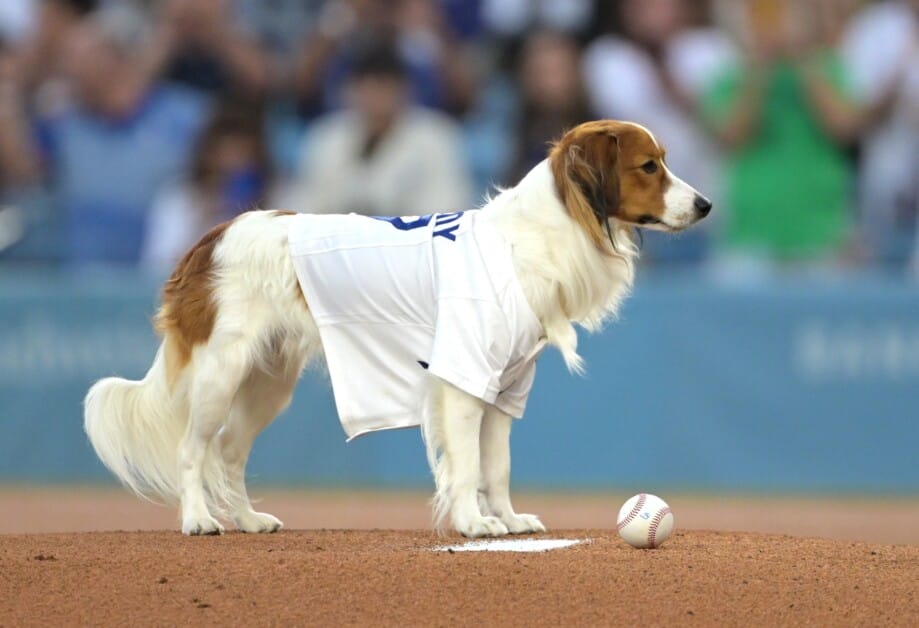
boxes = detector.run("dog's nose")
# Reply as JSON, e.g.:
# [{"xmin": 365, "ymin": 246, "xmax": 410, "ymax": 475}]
[{"xmin": 693, "ymin": 195, "xmax": 713, "ymax": 218}]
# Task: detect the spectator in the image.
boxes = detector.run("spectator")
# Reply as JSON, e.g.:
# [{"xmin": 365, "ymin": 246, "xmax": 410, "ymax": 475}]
[
  {"xmin": 142, "ymin": 0, "xmax": 271, "ymax": 97},
  {"xmin": 0, "ymin": 37, "xmax": 39, "ymax": 189},
  {"xmin": 840, "ymin": 0, "xmax": 919, "ymax": 266},
  {"xmin": 287, "ymin": 38, "xmax": 472, "ymax": 216},
  {"xmin": 141, "ymin": 100, "xmax": 275, "ymax": 271},
  {"xmin": 293, "ymin": 0, "xmax": 477, "ymax": 118},
  {"xmin": 1, "ymin": 2, "xmax": 100, "ymax": 262},
  {"xmin": 232, "ymin": 0, "xmax": 325, "ymax": 93},
  {"xmin": 481, "ymin": 0, "xmax": 594, "ymax": 40},
  {"xmin": 0, "ymin": 36, "xmax": 33, "ymax": 256},
  {"xmin": 4, "ymin": 6, "xmax": 208, "ymax": 264},
  {"xmin": 14, "ymin": 0, "xmax": 97, "ymax": 98},
  {"xmin": 507, "ymin": 30, "xmax": 594, "ymax": 182},
  {"xmin": 702, "ymin": 0, "xmax": 857, "ymax": 266},
  {"xmin": 583, "ymin": 0, "xmax": 733, "ymax": 263}
]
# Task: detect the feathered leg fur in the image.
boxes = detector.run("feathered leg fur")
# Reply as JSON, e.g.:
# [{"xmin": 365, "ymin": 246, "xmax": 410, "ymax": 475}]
[
  {"xmin": 218, "ymin": 356, "xmax": 305, "ymax": 533},
  {"xmin": 424, "ymin": 378, "xmax": 513, "ymax": 537},
  {"xmin": 479, "ymin": 407, "xmax": 545, "ymax": 534}
]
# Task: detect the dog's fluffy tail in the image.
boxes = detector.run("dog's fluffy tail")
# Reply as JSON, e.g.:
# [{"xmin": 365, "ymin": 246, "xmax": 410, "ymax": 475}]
[
  {"xmin": 83, "ymin": 339, "xmax": 233, "ymax": 512},
  {"xmin": 83, "ymin": 342, "xmax": 186, "ymax": 504}
]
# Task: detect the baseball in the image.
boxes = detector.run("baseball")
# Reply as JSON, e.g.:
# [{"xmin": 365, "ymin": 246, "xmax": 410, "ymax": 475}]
[{"xmin": 617, "ymin": 493, "xmax": 674, "ymax": 549}]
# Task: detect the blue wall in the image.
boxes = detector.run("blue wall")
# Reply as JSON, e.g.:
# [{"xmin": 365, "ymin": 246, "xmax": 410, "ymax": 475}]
[{"xmin": 1, "ymin": 269, "xmax": 917, "ymax": 493}]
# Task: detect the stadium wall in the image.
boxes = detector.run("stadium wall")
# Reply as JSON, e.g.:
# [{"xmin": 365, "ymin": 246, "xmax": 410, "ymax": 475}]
[{"xmin": 1, "ymin": 269, "xmax": 918, "ymax": 493}]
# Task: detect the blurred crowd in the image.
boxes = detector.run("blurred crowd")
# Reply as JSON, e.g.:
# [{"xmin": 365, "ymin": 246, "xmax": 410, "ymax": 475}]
[{"xmin": 0, "ymin": 0, "xmax": 917, "ymax": 277}]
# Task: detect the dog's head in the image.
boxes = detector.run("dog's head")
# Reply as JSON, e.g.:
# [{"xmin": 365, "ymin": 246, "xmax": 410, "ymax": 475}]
[{"xmin": 548, "ymin": 120, "xmax": 711, "ymax": 249}]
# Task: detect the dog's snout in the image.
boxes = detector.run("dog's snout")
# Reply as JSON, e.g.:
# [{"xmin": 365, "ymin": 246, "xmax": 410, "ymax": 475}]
[{"xmin": 693, "ymin": 195, "xmax": 712, "ymax": 218}]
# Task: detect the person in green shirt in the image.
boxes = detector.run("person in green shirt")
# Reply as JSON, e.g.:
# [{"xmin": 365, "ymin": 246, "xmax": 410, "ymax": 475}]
[{"xmin": 702, "ymin": 0, "xmax": 861, "ymax": 263}]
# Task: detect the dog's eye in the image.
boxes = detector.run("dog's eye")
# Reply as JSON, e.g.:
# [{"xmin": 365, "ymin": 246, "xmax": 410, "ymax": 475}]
[{"xmin": 641, "ymin": 161, "xmax": 658, "ymax": 174}]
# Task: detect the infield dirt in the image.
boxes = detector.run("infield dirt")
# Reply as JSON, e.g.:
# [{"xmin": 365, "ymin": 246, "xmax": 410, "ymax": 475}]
[
  {"xmin": 2, "ymin": 490, "xmax": 918, "ymax": 626},
  {"xmin": 3, "ymin": 528, "xmax": 918, "ymax": 627}
]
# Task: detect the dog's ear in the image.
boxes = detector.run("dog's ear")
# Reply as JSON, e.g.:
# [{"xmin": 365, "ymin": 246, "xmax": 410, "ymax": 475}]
[{"xmin": 549, "ymin": 128, "xmax": 620, "ymax": 251}]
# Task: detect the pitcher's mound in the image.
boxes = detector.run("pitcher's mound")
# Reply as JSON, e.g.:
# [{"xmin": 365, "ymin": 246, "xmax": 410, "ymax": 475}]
[{"xmin": 3, "ymin": 529, "xmax": 919, "ymax": 626}]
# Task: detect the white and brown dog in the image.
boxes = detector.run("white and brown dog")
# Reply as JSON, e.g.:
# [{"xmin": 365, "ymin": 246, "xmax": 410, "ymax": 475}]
[{"xmin": 84, "ymin": 120, "xmax": 711, "ymax": 538}]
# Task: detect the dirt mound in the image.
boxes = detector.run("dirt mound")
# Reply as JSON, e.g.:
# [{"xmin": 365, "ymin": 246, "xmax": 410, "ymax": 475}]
[{"xmin": 2, "ymin": 529, "xmax": 916, "ymax": 626}]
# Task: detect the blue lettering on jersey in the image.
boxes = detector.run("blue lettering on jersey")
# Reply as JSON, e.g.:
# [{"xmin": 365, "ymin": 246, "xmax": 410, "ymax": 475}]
[
  {"xmin": 433, "ymin": 212, "xmax": 463, "ymax": 241},
  {"xmin": 371, "ymin": 212, "xmax": 465, "ymax": 242},
  {"xmin": 371, "ymin": 215, "xmax": 434, "ymax": 230}
]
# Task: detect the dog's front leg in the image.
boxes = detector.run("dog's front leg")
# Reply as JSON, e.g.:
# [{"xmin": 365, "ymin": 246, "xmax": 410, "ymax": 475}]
[
  {"xmin": 431, "ymin": 382, "xmax": 509, "ymax": 538},
  {"xmin": 479, "ymin": 406, "xmax": 546, "ymax": 534}
]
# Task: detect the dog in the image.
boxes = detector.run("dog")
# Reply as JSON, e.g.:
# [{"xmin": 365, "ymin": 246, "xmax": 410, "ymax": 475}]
[{"xmin": 84, "ymin": 120, "xmax": 711, "ymax": 538}]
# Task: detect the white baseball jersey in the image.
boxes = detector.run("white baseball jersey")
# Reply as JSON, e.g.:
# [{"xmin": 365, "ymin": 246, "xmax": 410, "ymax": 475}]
[{"xmin": 288, "ymin": 211, "xmax": 546, "ymax": 440}]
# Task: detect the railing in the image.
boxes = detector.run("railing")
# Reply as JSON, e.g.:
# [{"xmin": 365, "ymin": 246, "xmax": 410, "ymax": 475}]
[{"xmin": 2, "ymin": 269, "xmax": 917, "ymax": 492}]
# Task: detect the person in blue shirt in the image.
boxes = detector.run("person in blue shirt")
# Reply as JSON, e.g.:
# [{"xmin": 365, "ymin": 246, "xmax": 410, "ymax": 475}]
[{"xmin": 9, "ymin": 7, "xmax": 208, "ymax": 265}]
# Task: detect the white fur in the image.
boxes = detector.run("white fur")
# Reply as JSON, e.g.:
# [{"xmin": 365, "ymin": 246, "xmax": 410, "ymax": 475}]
[
  {"xmin": 83, "ymin": 153, "xmax": 652, "ymax": 538},
  {"xmin": 661, "ymin": 164, "xmax": 703, "ymax": 230},
  {"xmin": 488, "ymin": 160, "xmax": 637, "ymax": 372}
]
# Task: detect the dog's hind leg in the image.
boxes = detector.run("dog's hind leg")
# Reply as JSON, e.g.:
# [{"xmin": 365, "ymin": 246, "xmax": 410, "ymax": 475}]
[
  {"xmin": 219, "ymin": 355, "xmax": 305, "ymax": 533},
  {"xmin": 179, "ymin": 335, "xmax": 252, "ymax": 535},
  {"xmin": 479, "ymin": 406, "xmax": 546, "ymax": 534}
]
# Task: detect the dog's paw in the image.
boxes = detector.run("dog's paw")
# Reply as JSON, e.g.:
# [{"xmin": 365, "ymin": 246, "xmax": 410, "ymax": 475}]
[
  {"xmin": 234, "ymin": 511, "xmax": 283, "ymax": 534},
  {"xmin": 182, "ymin": 515, "xmax": 225, "ymax": 536},
  {"xmin": 502, "ymin": 513, "xmax": 546, "ymax": 535},
  {"xmin": 457, "ymin": 516, "xmax": 509, "ymax": 538}
]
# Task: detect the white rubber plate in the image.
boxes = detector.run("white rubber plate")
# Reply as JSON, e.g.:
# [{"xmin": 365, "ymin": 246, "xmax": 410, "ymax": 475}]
[{"xmin": 436, "ymin": 538, "xmax": 585, "ymax": 552}]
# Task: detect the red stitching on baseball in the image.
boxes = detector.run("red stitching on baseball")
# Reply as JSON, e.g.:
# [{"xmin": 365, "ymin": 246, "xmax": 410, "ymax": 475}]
[
  {"xmin": 647, "ymin": 507, "xmax": 671, "ymax": 549},
  {"xmin": 617, "ymin": 493, "xmax": 646, "ymax": 531}
]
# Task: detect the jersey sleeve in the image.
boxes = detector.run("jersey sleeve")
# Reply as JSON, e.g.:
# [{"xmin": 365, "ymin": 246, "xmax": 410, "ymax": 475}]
[{"xmin": 493, "ymin": 359, "xmax": 537, "ymax": 419}]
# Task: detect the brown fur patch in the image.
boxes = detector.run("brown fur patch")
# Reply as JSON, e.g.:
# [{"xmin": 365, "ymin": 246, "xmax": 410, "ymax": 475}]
[
  {"xmin": 154, "ymin": 219, "xmax": 233, "ymax": 385},
  {"xmin": 550, "ymin": 120, "xmax": 670, "ymax": 249}
]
